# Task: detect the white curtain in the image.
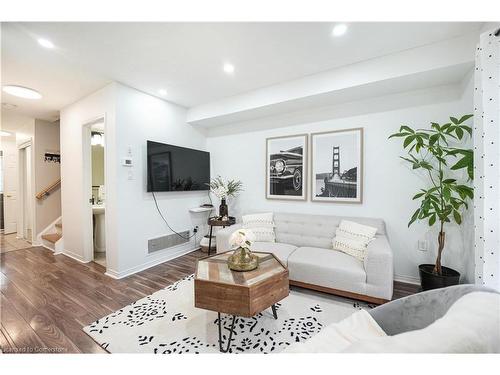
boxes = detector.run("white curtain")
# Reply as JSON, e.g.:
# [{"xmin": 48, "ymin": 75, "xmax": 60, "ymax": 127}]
[{"xmin": 474, "ymin": 28, "xmax": 500, "ymax": 289}]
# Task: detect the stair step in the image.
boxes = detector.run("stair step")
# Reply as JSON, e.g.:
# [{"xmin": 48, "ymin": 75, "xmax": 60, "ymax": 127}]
[
  {"xmin": 55, "ymin": 223, "xmax": 62, "ymax": 229},
  {"xmin": 42, "ymin": 233, "xmax": 62, "ymax": 244}
]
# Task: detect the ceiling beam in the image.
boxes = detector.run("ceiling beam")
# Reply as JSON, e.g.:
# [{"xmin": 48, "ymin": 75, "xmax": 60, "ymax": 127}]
[{"xmin": 187, "ymin": 33, "xmax": 477, "ymax": 128}]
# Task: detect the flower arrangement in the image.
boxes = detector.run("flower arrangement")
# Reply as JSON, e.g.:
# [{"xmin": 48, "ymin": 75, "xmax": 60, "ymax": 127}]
[
  {"xmin": 207, "ymin": 176, "xmax": 244, "ymax": 199},
  {"xmin": 227, "ymin": 229, "xmax": 259, "ymax": 272},
  {"xmin": 229, "ymin": 229, "xmax": 255, "ymax": 250}
]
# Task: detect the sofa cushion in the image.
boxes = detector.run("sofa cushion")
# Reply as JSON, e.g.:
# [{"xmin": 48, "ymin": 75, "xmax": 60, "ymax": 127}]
[
  {"xmin": 288, "ymin": 247, "xmax": 367, "ymax": 295},
  {"xmin": 250, "ymin": 241, "xmax": 297, "ymax": 265},
  {"xmin": 273, "ymin": 212, "xmax": 385, "ymax": 249}
]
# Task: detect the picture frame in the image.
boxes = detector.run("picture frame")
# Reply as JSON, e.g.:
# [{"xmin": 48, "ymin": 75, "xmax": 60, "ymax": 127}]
[
  {"xmin": 311, "ymin": 128, "xmax": 363, "ymax": 203},
  {"xmin": 266, "ymin": 134, "xmax": 308, "ymax": 200}
]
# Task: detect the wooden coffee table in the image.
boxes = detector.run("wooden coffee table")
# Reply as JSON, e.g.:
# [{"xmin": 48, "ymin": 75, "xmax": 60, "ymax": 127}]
[{"xmin": 194, "ymin": 251, "xmax": 289, "ymax": 352}]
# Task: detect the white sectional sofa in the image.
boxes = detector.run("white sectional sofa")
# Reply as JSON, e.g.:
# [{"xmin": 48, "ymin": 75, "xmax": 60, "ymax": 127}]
[{"xmin": 216, "ymin": 212, "xmax": 394, "ymax": 304}]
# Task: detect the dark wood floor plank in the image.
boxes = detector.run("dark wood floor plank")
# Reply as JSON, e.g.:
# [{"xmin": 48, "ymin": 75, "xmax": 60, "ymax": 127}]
[
  {"xmin": 1, "ymin": 282, "xmax": 81, "ymax": 353},
  {"xmin": 0, "ymin": 324, "xmax": 14, "ymax": 352},
  {"xmin": 1, "ymin": 294, "xmax": 45, "ymax": 353}
]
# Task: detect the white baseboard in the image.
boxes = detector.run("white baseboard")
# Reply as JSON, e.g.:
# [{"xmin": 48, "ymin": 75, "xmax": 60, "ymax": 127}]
[
  {"xmin": 105, "ymin": 245, "xmax": 198, "ymax": 279},
  {"xmin": 62, "ymin": 249, "xmax": 89, "ymax": 263},
  {"xmin": 41, "ymin": 244, "xmax": 55, "ymax": 252},
  {"xmin": 394, "ymin": 274, "xmax": 420, "ymax": 285}
]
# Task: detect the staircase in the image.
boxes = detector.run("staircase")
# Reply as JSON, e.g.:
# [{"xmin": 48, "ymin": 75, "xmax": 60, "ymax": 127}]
[{"xmin": 40, "ymin": 219, "xmax": 64, "ymax": 253}]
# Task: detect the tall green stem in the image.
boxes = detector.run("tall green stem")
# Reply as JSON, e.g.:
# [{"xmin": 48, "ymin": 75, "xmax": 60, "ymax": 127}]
[{"xmin": 434, "ymin": 137, "xmax": 445, "ymax": 275}]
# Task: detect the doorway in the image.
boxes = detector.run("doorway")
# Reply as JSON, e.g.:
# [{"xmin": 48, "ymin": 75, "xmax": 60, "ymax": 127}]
[
  {"xmin": 17, "ymin": 141, "xmax": 34, "ymax": 243},
  {"xmin": 82, "ymin": 117, "xmax": 107, "ymax": 268}
]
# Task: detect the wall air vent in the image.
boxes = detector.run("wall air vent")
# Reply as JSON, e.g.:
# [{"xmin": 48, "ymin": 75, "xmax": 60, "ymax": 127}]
[{"xmin": 148, "ymin": 231, "xmax": 189, "ymax": 254}]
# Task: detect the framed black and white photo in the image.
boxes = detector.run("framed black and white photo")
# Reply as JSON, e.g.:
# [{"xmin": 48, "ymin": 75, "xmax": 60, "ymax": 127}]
[
  {"xmin": 311, "ymin": 128, "xmax": 363, "ymax": 203},
  {"xmin": 266, "ymin": 134, "xmax": 307, "ymax": 200}
]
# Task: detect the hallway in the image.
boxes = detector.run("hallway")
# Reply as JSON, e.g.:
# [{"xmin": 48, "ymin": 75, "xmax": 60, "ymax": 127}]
[{"xmin": 0, "ymin": 233, "xmax": 32, "ymax": 254}]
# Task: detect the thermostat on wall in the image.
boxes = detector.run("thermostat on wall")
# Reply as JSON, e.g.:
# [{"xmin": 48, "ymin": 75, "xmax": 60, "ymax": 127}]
[{"xmin": 122, "ymin": 157, "xmax": 133, "ymax": 167}]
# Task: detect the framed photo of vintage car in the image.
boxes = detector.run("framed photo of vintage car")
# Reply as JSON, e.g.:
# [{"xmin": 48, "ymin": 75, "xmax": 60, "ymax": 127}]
[
  {"xmin": 311, "ymin": 128, "xmax": 363, "ymax": 203},
  {"xmin": 266, "ymin": 134, "xmax": 308, "ymax": 200}
]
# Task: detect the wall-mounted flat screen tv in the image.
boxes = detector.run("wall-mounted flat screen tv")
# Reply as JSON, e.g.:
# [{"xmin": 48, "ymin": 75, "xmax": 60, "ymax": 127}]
[{"xmin": 147, "ymin": 140, "xmax": 210, "ymax": 192}]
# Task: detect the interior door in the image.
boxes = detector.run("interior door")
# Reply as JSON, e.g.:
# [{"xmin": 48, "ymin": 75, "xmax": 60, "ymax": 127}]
[
  {"xmin": 2, "ymin": 141, "xmax": 18, "ymax": 234},
  {"xmin": 23, "ymin": 145, "xmax": 33, "ymax": 241}
]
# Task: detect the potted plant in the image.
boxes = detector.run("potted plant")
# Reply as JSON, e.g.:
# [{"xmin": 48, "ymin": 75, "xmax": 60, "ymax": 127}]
[
  {"xmin": 389, "ymin": 115, "xmax": 474, "ymax": 290},
  {"xmin": 207, "ymin": 176, "xmax": 243, "ymax": 219}
]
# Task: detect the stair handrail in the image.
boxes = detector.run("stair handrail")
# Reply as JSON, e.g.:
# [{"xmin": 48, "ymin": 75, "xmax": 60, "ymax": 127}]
[{"xmin": 35, "ymin": 178, "xmax": 61, "ymax": 200}]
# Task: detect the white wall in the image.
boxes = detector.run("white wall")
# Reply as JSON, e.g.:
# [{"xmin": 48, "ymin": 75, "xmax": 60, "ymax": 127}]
[
  {"xmin": 59, "ymin": 78, "xmax": 474, "ymax": 283},
  {"xmin": 60, "ymin": 82, "xmax": 208, "ymax": 277},
  {"xmin": 34, "ymin": 120, "xmax": 61, "ymax": 236},
  {"xmin": 60, "ymin": 83, "xmax": 116, "ymax": 264},
  {"xmin": 207, "ymin": 81, "xmax": 474, "ymax": 283},
  {"xmin": 113, "ymin": 84, "xmax": 208, "ymax": 276}
]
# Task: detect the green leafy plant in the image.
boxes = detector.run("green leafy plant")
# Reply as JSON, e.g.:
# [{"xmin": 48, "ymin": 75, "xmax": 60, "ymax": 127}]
[
  {"xmin": 389, "ymin": 114, "xmax": 474, "ymax": 275},
  {"xmin": 207, "ymin": 176, "xmax": 244, "ymax": 199}
]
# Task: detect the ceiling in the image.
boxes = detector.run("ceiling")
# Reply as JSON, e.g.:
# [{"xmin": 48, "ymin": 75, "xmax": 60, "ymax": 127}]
[{"xmin": 1, "ymin": 22, "xmax": 483, "ymax": 121}]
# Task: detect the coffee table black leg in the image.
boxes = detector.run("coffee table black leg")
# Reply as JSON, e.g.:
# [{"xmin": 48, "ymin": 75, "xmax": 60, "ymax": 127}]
[
  {"xmin": 271, "ymin": 304, "xmax": 278, "ymax": 319},
  {"xmin": 217, "ymin": 312, "xmax": 237, "ymax": 353},
  {"xmin": 207, "ymin": 225, "xmax": 213, "ymax": 255}
]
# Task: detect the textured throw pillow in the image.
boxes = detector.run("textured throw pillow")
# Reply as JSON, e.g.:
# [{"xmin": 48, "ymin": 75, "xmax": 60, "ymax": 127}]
[
  {"xmin": 332, "ymin": 220, "xmax": 378, "ymax": 261},
  {"xmin": 337, "ymin": 220, "xmax": 378, "ymax": 242},
  {"xmin": 242, "ymin": 212, "xmax": 276, "ymax": 242}
]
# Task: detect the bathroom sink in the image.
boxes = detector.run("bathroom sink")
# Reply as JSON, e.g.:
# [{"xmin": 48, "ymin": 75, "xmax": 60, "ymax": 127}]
[{"xmin": 92, "ymin": 205, "xmax": 105, "ymax": 215}]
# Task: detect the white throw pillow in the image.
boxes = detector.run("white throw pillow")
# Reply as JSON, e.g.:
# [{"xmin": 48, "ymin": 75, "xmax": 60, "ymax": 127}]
[
  {"xmin": 337, "ymin": 220, "xmax": 378, "ymax": 242},
  {"xmin": 242, "ymin": 212, "xmax": 276, "ymax": 242},
  {"xmin": 332, "ymin": 220, "xmax": 378, "ymax": 261}
]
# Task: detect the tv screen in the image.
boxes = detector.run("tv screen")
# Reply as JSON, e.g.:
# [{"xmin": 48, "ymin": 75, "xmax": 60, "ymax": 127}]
[{"xmin": 147, "ymin": 141, "xmax": 210, "ymax": 192}]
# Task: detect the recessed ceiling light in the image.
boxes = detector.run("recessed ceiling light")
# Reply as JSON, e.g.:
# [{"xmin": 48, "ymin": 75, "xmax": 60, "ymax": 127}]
[
  {"xmin": 38, "ymin": 38, "xmax": 55, "ymax": 49},
  {"xmin": 2, "ymin": 85, "xmax": 42, "ymax": 99},
  {"xmin": 0, "ymin": 131, "xmax": 12, "ymax": 137},
  {"xmin": 158, "ymin": 89, "xmax": 167, "ymax": 96},
  {"xmin": 332, "ymin": 24, "xmax": 348, "ymax": 37},
  {"xmin": 223, "ymin": 63, "xmax": 235, "ymax": 74}
]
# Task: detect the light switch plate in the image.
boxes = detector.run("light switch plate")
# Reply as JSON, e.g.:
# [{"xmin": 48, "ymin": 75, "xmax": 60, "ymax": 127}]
[{"xmin": 418, "ymin": 240, "xmax": 428, "ymax": 251}]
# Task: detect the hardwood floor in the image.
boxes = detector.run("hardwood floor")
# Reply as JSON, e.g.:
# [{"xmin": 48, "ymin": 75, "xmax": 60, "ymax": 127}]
[
  {"xmin": 0, "ymin": 233, "xmax": 32, "ymax": 254},
  {"xmin": 1, "ymin": 246, "xmax": 419, "ymax": 354}
]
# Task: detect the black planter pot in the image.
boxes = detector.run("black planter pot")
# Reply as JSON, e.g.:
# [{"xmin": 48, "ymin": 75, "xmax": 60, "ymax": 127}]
[{"xmin": 418, "ymin": 264, "xmax": 460, "ymax": 291}]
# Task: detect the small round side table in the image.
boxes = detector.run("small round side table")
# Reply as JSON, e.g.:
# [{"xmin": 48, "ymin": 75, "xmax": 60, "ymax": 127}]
[{"xmin": 207, "ymin": 216, "xmax": 236, "ymax": 255}]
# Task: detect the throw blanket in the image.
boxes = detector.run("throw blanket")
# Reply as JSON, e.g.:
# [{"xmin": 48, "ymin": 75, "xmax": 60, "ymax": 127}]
[
  {"xmin": 344, "ymin": 292, "xmax": 500, "ymax": 353},
  {"xmin": 284, "ymin": 309, "xmax": 386, "ymax": 353}
]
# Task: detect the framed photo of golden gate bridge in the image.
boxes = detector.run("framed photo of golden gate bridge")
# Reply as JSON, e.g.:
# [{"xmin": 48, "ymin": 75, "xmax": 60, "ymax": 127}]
[{"xmin": 311, "ymin": 128, "xmax": 363, "ymax": 203}]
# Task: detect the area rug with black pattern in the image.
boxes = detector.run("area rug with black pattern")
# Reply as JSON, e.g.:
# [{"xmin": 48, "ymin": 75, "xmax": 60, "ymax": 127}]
[{"xmin": 83, "ymin": 275, "xmax": 371, "ymax": 353}]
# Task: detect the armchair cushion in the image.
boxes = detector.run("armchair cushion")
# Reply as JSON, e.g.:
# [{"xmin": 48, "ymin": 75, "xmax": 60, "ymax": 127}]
[{"xmin": 344, "ymin": 291, "xmax": 500, "ymax": 353}]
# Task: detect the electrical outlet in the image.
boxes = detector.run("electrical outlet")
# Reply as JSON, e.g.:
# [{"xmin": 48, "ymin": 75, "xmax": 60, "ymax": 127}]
[
  {"xmin": 193, "ymin": 226, "xmax": 199, "ymax": 233},
  {"xmin": 418, "ymin": 240, "xmax": 428, "ymax": 252}
]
